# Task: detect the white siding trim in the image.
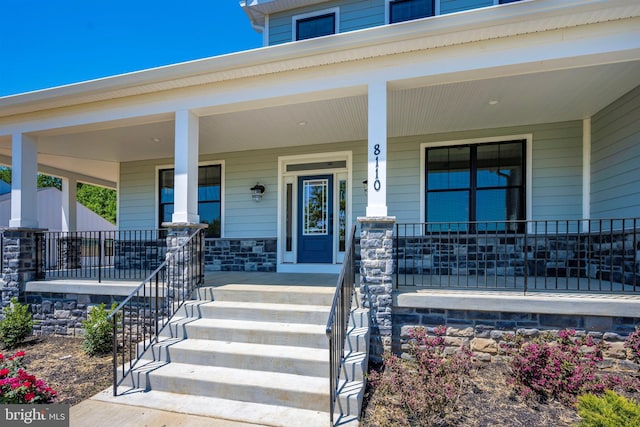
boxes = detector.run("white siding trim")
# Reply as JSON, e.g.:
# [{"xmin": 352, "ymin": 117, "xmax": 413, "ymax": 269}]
[
  {"xmin": 582, "ymin": 118, "xmax": 591, "ymax": 231},
  {"xmin": 154, "ymin": 160, "xmax": 225, "ymax": 236},
  {"xmin": 291, "ymin": 7, "xmax": 340, "ymax": 40},
  {"xmin": 277, "ymin": 151, "xmax": 352, "ymax": 268},
  {"xmin": 263, "ymin": 14, "xmax": 270, "ymax": 47},
  {"xmin": 419, "ymin": 134, "xmax": 533, "ymax": 225},
  {"xmin": 115, "ymin": 162, "xmax": 121, "ymax": 229}
]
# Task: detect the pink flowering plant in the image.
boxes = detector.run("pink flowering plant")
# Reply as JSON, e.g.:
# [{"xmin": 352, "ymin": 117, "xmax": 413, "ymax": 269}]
[
  {"xmin": 367, "ymin": 325, "xmax": 474, "ymax": 425},
  {"xmin": 500, "ymin": 329, "xmax": 610, "ymax": 404},
  {"xmin": 0, "ymin": 351, "xmax": 57, "ymax": 404}
]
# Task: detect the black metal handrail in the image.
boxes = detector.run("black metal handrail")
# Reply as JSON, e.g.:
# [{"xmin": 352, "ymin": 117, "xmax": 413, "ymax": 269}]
[
  {"xmin": 43, "ymin": 229, "xmax": 168, "ymax": 282},
  {"xmin": 108, "ymin": 227, "xmax": 204, "ymax": 395},
  {"xmin": 396, "ymin": 218, "xmax": 639, "ymax": 294},
  {"xmin": 326, "ymin": 225, "xmax": 357, "ymax": 425}
]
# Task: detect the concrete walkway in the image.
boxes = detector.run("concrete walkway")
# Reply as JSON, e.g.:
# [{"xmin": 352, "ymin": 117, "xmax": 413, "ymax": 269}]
[
  {"xmin": 71, "ymin": 398, "xmax": 263, "ymax": 427},
  {"xmin": 70, "ymin": 272, "xmax": 338, "ymax": 427}
]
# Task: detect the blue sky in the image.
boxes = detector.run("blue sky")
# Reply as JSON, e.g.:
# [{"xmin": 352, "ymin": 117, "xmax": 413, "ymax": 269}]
[{"xmin": 0, "ymin": 0, "xmax": 263, "ymax": 97}]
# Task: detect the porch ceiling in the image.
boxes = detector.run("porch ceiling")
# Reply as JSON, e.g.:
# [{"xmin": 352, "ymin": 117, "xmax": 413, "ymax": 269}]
[{"xmin": 0, "ymin": 59, "xmax": 637, "ymax": 184}]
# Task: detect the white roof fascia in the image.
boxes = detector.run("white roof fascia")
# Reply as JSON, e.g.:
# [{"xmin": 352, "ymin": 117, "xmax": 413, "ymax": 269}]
[
  {"xmin": 1, "ymin": 0, "xmax": 638, "ymax": 118},
  {"xmin": 241, "ymin": 0, "xmax": 331, "ymax": 28}
]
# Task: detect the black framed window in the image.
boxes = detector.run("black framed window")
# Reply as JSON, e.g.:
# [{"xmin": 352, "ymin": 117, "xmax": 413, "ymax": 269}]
[
  {"xmin": 159, "ymin": 164, "xmax": 222, "ymax": 237},
  {"xmin": 425, "ymin": 140, "xmax": 525, "ymax": 231},
  {"xmin": 296, "ymin": 13, "xmax": 336, "ymax": 41},
  {"xmin": 389, "ymin": 0, "xmax": 434, "ymax": 24},
  {"xmin": 499, "ymin": 0, "xmax": 522, "ymax": 3}
]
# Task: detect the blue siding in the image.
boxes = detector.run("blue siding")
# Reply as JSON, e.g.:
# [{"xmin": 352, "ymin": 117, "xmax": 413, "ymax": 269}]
[
  {"xmin": 268, "ymin": 0, "xmax": 504, "ymax": 45},
  {"xmin": 591, "ymin": 86, "xmax": 640, "ymax": 219}
]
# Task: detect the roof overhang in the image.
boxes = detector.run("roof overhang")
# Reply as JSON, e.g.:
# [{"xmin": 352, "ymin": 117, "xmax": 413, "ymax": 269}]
[{"xmin": 1, "ymin": 0, "xmax": 638, "ymax": 119}]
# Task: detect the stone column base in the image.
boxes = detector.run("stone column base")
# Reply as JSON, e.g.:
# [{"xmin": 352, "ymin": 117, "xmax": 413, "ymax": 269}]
[{"xmin": 358, "ymin": 216, "xmax": 396, "ymax": 362}]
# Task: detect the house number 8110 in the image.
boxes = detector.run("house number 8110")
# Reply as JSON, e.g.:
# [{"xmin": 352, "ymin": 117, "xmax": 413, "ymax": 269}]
[{"xmin": 373, "ymin": 144, "xmax": 381, "ymax": 191}]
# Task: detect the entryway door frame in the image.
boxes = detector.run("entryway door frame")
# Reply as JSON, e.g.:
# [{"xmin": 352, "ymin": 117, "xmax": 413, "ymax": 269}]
[{"xmin": 277, "ymin": 151, "xmax": 352, "ymax": 273}]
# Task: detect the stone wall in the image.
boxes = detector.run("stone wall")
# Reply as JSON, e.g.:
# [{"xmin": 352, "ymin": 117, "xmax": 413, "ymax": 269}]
[
  {"xmin": 114, "ymin": 239, "xmax": 166, "ymax": 271},
  {"xmin": 25, "ymin": 292, "xmax": 122, "ymax": 336},
  {"xmin": 204, "ymin": 238, "xmax": 277, "ymax": 272},
  {"xmin": 24, "ymin": 291, "xmax": 165, "ymax": 337},
  {"xmin": 359, "ymin": 217, "xmax": 395, "ymax": 362},
  {"xmin": 397, "ymin": 229, "xmax": 640, "ymax": 286},
  {"xmin": 1, "ymin": 229, "xmax": 45, "ymax": 315},
  {"xmin": 394, "ymin": 308, "xmax": 640, "ymax": 370}
]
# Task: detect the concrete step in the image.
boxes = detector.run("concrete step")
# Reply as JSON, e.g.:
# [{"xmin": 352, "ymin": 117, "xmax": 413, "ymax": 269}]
[
  {"xmin": 146, "ymin": 362, "xmax": 329, "ymax": 412},
  {"xmin": 96, "ymin": 389, "xmax": 330, "ymax": 427},
  {"xmin": 199, "ymin": 284, "xmax": 335, "ymax": 306},
  {"xmin": 143, "ymin": 337, "xmax": 329, "ymax": 377},
  {"xmin": 197, "ymin": 300, "xmax": 331, "ymax": 325},
  {"xmin": 178, "ymin": 317, "xmax": 329, "ymax": 348}
]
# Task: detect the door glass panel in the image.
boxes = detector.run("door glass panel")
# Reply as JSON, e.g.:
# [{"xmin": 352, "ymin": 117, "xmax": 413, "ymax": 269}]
[
  {"xmin": 303, "ymin": 179, "xmax": 329, "ymax": 235},
  {"xmin": 338, "ymin": 179, "xmax": 346, "ymax": 252},
  {"xmin": 286, "ymin": 183, "xmax": 293, "ymax": 252}
]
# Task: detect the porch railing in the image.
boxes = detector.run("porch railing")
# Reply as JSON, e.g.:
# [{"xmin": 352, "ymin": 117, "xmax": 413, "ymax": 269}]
[
  {"xmin": 326, "ymin": 225, "xmax": 357, "ymax": 425},
  {"xmin": 108, "ymin": 227, "xmax": 204, "ymax": 395},
  {"xmin": 396, "ymin": 218, "xmax": 639, "ymax": 294},
  {"xmin": 43, "ymin": 229, "xmax": 168, "ymax": 282}
]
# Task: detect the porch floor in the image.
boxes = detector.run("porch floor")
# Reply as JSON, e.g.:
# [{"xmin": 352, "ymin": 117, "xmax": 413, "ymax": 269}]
[{"xmin": 397, "ymin": 274, "xmax": 640, "ymax": 295}]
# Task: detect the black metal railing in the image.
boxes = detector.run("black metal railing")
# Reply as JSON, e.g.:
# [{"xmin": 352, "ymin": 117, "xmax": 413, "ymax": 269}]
[
  {"xmin": 108, "ymin": 227, "xmax": 204, "ymax": 395},
  {"xmin": 326, "ymin": 225, "xmax": 357, "ymax": 425},
  {"xmin": 396, "ymin": 218, "xmax": 640, "ymax": 294},
  {"xmin": 43, "ymin": 229, "xmax": 168, "ymax": 282}
]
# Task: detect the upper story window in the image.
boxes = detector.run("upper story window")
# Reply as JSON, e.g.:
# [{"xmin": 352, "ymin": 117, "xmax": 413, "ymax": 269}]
[
  {"xmin": 293, "ymin": 8, "xmax": 338, "ymax": 41},
  {"xmin": 389, "ymin": 0, "xmax": 435, "ymax": 24}
]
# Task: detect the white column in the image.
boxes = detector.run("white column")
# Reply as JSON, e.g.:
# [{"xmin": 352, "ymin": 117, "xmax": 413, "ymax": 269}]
[
  {"xmin": 171, "ymin": 110, "xmax": 200, "ymax": 224},
  {"xmin": 582, "ymin": 118, "xmax": 591, "ymax": 232},
  {"xmin": 366, "ymin": 80, "xmax": 388, "ymax": 217},
  {"xmin": 62, "ymin": 177, "xmax": 77, "ymax": 232},
  {"xmin": 9, "ymin": 133, "xmax": 38, "ymax": 228}
]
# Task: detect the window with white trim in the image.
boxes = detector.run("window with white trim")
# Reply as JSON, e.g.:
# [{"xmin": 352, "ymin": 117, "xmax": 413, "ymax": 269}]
[
  {"xmin": 294, "ymin": 9, "xmax": 338, "ymax": 41},
  {"xmin": 158, "ymin": 164, "xmax": 222, "ymax": 237},
  {"xmin": 389, "ymin": 0, "xmax": 434, "ymax": 24}
]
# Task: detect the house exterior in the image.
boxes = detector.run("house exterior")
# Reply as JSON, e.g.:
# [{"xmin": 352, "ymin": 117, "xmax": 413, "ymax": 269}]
[{"xmin": 0, "ymin": 0, "xmax": 638, "ymax": 354}]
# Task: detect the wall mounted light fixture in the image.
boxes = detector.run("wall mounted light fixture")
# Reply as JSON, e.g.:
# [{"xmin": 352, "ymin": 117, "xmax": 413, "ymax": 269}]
[
  {"xmin": 251, "ymin": 183, "xmax": 266, "ymax": 202},
  {"xmin": 362, "ymin": 179, "xmax": 368, "ymax": 195}
]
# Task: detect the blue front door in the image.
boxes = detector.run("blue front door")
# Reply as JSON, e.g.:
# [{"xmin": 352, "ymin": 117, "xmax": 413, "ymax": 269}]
[{"xmin": 297, "ymin": 175, "xmax": 333, "ymax": 263}]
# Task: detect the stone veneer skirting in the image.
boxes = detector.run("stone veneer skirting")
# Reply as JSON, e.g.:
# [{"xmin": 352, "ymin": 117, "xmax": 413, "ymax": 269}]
[
  {"xmin": 204, "ymin": 238, "xmax": 277, "ymax": 272},
  {"xmin": 394, "ymin": 293, "xmax": 640, "ymax": 370},
  {"xmin": 25, "ymin": 292, "xmax": 125, "ymax": 336},
  {"xmin": 108, "ymin": 237, "xmax": 277, "ymax": 273}
]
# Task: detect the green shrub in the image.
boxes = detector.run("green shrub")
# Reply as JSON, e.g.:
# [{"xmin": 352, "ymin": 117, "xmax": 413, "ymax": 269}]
[
  {"xmin": 577, "ymin": 390, "xmax": 640, "ymax": 427},
  {"xmin": 82, "ymin": 303, "xmax": 116, "ymax": 356},
  {"xmin": 0, "ymin": 298, "xmax": 33, "ymax": 349}
]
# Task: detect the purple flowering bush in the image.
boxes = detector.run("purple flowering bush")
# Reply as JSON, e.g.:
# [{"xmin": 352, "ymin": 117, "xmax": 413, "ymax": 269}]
[
  {"xmin": 500, "ymin": 329, "xmax": 612, "ymax": 404},
  {"xmin": 0, "ymin": 351, "xmax": 57, "ymax": 404},
  {"xmin": 367, "ymin": 325, "xmax": 474, "ymax": 425}
]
